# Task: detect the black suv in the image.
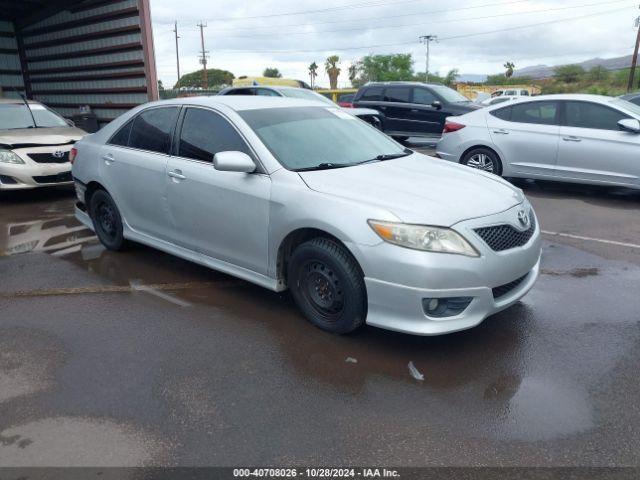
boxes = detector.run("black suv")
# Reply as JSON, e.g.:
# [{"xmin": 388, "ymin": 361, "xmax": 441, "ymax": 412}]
[{"xmin": 353, "ymin": 82, "xmax": 481, "ymax": 139}]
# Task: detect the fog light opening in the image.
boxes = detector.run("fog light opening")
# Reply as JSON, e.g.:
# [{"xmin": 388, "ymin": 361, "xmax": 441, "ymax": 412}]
[{"xmin": 422, "ymin": 297, "xmax": 473, "ymax": 318}]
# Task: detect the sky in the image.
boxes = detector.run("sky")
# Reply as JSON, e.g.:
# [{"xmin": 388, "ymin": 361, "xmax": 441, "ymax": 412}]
[{"xmin": 149, "ymin": 0, "xmax": 640, "ymax": 88}]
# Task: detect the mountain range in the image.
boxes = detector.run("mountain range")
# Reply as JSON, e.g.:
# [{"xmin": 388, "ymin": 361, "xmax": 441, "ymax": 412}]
[{"xmin": 513, "ymin": 54, "xmax": 639, "ymax": 79}]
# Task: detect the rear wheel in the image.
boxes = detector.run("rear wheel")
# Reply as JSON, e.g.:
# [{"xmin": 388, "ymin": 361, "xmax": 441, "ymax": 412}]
[
  {"xmin": 461, "ymin": 147, "xmax": 503, "ymax": 176},
  {"xmin": 288, "ymin": 238, "xmax": 366, "ymax": 334},
  {"xmin": 89, "ymin": 189, "xmax": 127, "ymax": 251}
]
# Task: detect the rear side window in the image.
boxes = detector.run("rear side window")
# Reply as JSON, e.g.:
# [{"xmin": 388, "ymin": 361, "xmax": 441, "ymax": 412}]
[
  {"xmin": 384, "ymin": 86, "xmax": 411, "ymax": 103},
  {"xmin": 490, "ymin": 106, "xmax": 512, "ymax": 120},
  {"xmin": 521, "ymin": 90, "xmax": 530, "ymax": 96},
  {"xmin": 225, "ymin": 88, "xmax": 255, "ymax": 95},
  {"xmin": 564, "ymin": 101, "xmax": 629, "ymax": 131},
  {"xmin": 255, "ymin": 88, "xmax": 280, "ymax": 96},
  {"xmin": 129, "ymin": 107, "xmax": 179, "ymax": 154},
  {"xmin": 109, "ymin": 119, "xmax": 133, "ymax": 146},
  {"xmin": 510, "ymin": 101, "xmax": 559, "ymax": 125},
  {"xmin": 359, "ymin": 86, "xmax": 383, "ymax": 101},
  {"xmin": 178, "ymin": 108, "xmax": 252, "ymax": 162}
]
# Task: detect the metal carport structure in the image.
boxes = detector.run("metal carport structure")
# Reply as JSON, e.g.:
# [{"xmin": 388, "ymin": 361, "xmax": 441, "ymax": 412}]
[{"xmin": 0, "ymin": 0, "xmax": 158, "ymax": 128}]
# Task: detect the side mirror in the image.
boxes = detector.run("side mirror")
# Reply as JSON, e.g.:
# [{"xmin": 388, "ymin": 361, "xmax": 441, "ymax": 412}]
[
  {"xmin": 431, "ymin": 100, "xmax": 442, "ymax": 110},
  {"xmin": 213, "ymin": 151, "xmax": 256, "ymax": 173},
  {"xmin": 618, "ymin": 118, "xmax": 640, "ymax": 134}
]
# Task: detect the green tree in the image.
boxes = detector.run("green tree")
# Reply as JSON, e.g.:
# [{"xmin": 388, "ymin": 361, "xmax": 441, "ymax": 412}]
[
  {"xmin": 308, "ymin": 62, "xmax": 318, "ymax": 88},
  {"xmin": 350, "ymin": 53, "xmax": 414, "ymax": 86},
  {"xmin": 158, "ymin": 80, "xmax": 165, "ymax": 91},
  {"xmin": 325, "ymin": 55, "xmax": 341, "ymax": 89},
  {"xmin": 553, "ymin": 64, "xmax": 585, "ymax": 83},
  {"xmin": 504, "ymin": 62, "xmax": 515, "ymax": 78},
  {"xmin": 444, "ymin": 69, "xmax": 459, "ymax": 86},
  {"xmin": 263, "ymin": 67, "xmax": 282, "ymax": 78},
  {"xmin": 587, "ymin": 65, "xmax": 610, "ymax": 82},
  {"xmin": 174, "ymin": 68, "xmax": 234, "ymax": 89}
]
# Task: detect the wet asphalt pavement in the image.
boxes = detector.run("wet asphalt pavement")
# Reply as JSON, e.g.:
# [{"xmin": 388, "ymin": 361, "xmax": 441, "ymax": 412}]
[{"xmin": 1, "ymin": 146, "xmax": 640, "ymax": 468}]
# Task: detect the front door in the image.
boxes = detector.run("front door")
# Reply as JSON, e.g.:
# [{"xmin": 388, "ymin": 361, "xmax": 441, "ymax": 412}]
[
  {"xmin": 165, "ymin": 107, "xmax": 271, "ymax": 275},
  {"xmin": 381, "ymin": 85, "xmax": 414, "ymax": 135},
  {"xmin": 555, "ymin": 101, "xmax": 640, "ymax": 186},
  {"xmin": 486, "ymin": 100, "xmax": 561, "ymax": 177},
  {"xmin": 409, "ymin": 87, "xmax": 447, "ymax": 135}
]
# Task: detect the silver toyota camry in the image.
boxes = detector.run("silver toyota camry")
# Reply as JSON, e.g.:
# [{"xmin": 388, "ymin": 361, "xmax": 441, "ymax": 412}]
[{"xmin": 72, "ymin": 96, "xmax": 541, "ymax": 336}]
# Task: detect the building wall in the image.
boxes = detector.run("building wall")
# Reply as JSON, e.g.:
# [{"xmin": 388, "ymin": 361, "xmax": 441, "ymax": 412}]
[
  {"xmin": 0, "ymin": 20, "xmax": 25, "ymax": 98},
  {"xmin": 16, "ymin": 0, "xmax": 157, "ymax": 128}
]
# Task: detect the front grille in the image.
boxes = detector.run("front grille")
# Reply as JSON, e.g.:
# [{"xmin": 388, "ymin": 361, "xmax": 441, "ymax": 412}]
[
  {"xmin": 32, "ymin": 172, "xmax": 73, "ymax": 184},
  {"xmin": 474, "ymin": 213, "xmax": 536, "ymax": 252},
  {"xmin": 492, "ymin": 274, "xmax": 528, "ymax": 299},
  {"xmin": 28, "ymin": 151, "xmax": 70, "ymax": 164}
]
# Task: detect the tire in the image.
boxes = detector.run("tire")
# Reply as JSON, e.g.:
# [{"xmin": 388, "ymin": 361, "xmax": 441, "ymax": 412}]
[
  {"xmin": 461, "ymin": 147, "xmax": 503, "ymax": 176},
  {"xmin": 89, "ymin": 189, "xmax": 127, "ymax": 251},
  {"xmin": 288, "ymin": 238, "xmax": 367, "ymax": 334}
]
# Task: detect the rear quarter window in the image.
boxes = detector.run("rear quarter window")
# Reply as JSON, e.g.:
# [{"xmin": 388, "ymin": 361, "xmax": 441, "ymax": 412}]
[{"xmin": 490, "ymin": 106, "xmax": 512, "ymax": 120}]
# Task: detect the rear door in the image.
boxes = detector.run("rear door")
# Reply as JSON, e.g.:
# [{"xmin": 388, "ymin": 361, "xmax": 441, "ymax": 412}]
[
  {"xmin": 485, "ymin": 100, "xmax": 561, "ymax": 177},
  {"xmin": 380, "ymin": 85, "xmax": 414, "ymax": 135},
  {"xmin": 165, "ymin": 106, "xmax": 271, "ymax": 274},
  {"xmin": 100, "ymin": 106, "xmax": 179, "ymax": 240},
  {"xmin": 556, "ymin": 101, "xmax": 640, "ymax": 186}
]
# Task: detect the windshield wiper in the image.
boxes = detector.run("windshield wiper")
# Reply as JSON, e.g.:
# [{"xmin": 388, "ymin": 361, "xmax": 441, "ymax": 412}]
[
  {"xmin": 293, "ymin": 162, "xmax": 355, "ymax": 172},
  {"xmin": 357, "ymin": 149, "xmax": 413, "ymax": 165}
]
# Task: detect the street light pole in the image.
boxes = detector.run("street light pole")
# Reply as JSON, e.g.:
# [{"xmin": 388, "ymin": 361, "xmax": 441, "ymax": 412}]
[{"xmin": 419, "ymin": 35, "xmax": 438, "ymax": 83}]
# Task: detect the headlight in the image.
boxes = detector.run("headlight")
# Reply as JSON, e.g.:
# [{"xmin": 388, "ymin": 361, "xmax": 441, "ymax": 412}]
[
  {"xmin": 368, "ymin": 220, "xmax": 479, "ymax": 257},
  {"xmin": 0, "ymin": 150, "xmax": 24, "ymax": 164}
]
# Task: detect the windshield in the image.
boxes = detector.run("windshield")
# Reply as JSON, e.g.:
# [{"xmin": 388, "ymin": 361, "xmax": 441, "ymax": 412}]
[
  {"xmin": 240, "ymin": 106, "xmax": 407, "ymax": 170},
  {"xmin": 430, "ymin": 85, "xmax": 471, "ymax": 103},
  {"xmin": 279, "ymin": 89, "xmax": 336, "ymax": 106},
  {"xmin": 0, "ymin": 103, "xmax": 69, "ymax": 130},
  {"xmin": 612, "ymin": 98, "xmax": 640, "ymax": 117}
]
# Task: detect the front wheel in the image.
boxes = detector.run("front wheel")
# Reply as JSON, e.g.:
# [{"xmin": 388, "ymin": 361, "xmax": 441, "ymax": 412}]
[
  {"xmin": 288, "ymin": 238, "xmax": 367, "ymax": 334},
  {"xmin": 461, "ymin": 147, "xmax": 503, "ymax": 176},
  {"xmin": 89, "ymin": 189, "xmax": 127, "ymax": 251}
]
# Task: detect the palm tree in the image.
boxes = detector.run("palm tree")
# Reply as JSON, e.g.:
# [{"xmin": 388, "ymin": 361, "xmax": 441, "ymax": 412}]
[
  {"xmin": 504, "ymin": 62, "xmax": 515, "ymax": 79},
  {"xmin": 325, "ymin": 55, "xmax": 341, "ymax": 90},
  {"xmin": 308, "ymin": 62, "xmax": 318, "ymax": 89}
]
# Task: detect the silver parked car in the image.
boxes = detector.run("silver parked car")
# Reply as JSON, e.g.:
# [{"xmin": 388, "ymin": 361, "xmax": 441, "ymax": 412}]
[
  {"xmin": 437, "ymin": 94, "xmax": 640, "ymax": 188},
  {"xmin": 72, "ymin": 97, "xmax": 541, "ymax": 336}
]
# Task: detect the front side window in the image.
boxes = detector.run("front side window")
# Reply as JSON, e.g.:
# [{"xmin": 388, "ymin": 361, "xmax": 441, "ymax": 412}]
[
  {"xmin": 239, "ymin": 107, "xmax": 407, "ymax": 171},
  {"xmin": 178, "ymin": 108, "xmax": 252, "ymax": 162},
  {"xmin": 510, "ymin": 101, "xmax": 559, "ymax": 126},
  {"xmin": 412, "ymin": 88, "xmax": 437, "ymax": 105},
  {"xmin": 128, "ymin": 107, "xmax": 179, "ymax": 154},
  {"xmin": 226, "ymin": 88, "xmax": 255, "ymax": 95},
  {"xmin": 384, "ymin": 86, "xmax": 411, "ymax": 103},
  {"xmin": 564, "ymin": 101, "xmax": 629, "ymax": 131}
]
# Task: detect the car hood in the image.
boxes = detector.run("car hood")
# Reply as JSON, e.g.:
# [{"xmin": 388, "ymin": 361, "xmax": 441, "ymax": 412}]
[
  {"xmin": 0, "ymin": 127, "xmax": 87, "ymax": 148},
  {"xmin": 298, "ymin": 153, "xmax": 524, "ymax": 226}
]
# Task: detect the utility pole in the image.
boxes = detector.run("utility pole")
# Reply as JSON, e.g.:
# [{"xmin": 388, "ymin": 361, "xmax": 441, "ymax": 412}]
[
  {"xmin": 628, "ymin": 14, "xmax": 640, "ymax": 92},
  {"xmin": 173, "ymin": 21, "xmax": 181, "ymax": 86},
  {"xmin": 197, "ymin": 21, "xmax": 209, "ymax": 89},
  {"xmin": 419, "ymin": 35, "xmax": 438, "ymax": 83}
]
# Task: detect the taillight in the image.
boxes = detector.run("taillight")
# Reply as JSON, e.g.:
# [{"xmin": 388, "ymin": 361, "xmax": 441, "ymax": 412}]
[
  {"xmin": 69, "ymin": 147, "xmax": 78, "ymax": 164},
  {"xmin": 443, "ymin": 121, "xmax": 466, "ymax": 134},
  {"xmin": 339, "ymin": 102, "xmax": 353, "ymax": 108}
]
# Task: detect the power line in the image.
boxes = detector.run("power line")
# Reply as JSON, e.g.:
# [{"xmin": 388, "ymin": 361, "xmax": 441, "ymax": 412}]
[
  {"xmin": 207, "ymin": 5, "xmax": 634, "ymax": 54},
  {"xmin": 200, "ymin": 0, "xmax": 635, "ymax": 40}
]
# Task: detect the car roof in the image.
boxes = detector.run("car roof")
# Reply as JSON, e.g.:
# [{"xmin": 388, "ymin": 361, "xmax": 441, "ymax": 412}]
[
  {"xmin": 362, "ymin": 81, "xmax": 445, "ymax": 88},
  {"xmin": 141, "ymin": 95, "xmax": 330, "ymax": 112},
  {"xmin": 509, "ymin": 93, "xmax": 616, "ymax": 102}
]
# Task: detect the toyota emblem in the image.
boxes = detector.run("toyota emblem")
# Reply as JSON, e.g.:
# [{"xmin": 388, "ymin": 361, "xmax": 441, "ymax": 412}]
[
  {"xmin": 517, "ymin": 210, "xmax": 530, "ymax": 228},
  {"xmin": 52, "ymin": 150, "xmax": 65, "ymax": 159}
]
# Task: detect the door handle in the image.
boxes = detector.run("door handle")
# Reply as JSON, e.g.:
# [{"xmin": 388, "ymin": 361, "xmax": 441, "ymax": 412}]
[
  {"xmin": 168, "ymin": 170, "xmax": 186, "ymax": 180},
  {"xmin": 410, "ymin": 109, "xmax": 420, "ymax": 113},
  {"xmin": 562, "ymin": 136, "xmax": 582, "ymax": 142},
  {"xmin": 102, "ymin": 154, "xmax": 115, "ymax": 164},
  {"xmin": 493, "ymin": 129, "xmax": 509, "ymax": 135}
]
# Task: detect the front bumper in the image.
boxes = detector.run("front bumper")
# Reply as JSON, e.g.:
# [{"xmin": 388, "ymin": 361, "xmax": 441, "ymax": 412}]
[
  {"xmin": 355, "ymin": 204, "xmax": 542, "ymax": 335},
  {"xmin": 0, "ymin": 146, "xmax": 73, "ymax": 190}
]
